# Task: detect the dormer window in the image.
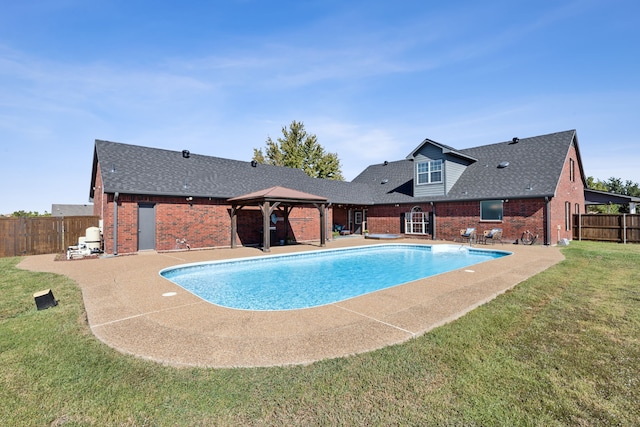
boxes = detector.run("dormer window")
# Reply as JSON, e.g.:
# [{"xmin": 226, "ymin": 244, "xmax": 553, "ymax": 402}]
[{"xmin": 417, "ymin": 159, "xmax": 442, "ymax": 184}]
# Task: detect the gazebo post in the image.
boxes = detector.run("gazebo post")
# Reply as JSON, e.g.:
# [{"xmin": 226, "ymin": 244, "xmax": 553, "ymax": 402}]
[
  {"xmin": 259, "ymin": 201, "xmax": 280, "ymax": 252},
  {"xmin": 230, "ymin": 205, "xmax": 238, "ymax": 249},
  {"xmin": 227, "ymin": 187, "xmax": 329, "ymax": 252},
  {"xmin": 260, "ymin": 201, "xmax": 271, "ymax": 252}
]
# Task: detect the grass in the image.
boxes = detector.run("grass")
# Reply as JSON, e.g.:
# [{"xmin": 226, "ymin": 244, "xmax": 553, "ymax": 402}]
[{"xmin": 1, "ymin": 241, "xmax": 639, "ymax": 426}]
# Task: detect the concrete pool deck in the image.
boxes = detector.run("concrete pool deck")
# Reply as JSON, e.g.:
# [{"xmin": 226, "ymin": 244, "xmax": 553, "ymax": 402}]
[{"xmin": 19, "ymin": 238, "xmax": 564, "ymax": 368}]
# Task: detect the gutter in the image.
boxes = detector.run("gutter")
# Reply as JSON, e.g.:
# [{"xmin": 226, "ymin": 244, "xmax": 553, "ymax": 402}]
[{"xmin": 431, "ymin": 202, "xmax": 437, "ymax": 240}]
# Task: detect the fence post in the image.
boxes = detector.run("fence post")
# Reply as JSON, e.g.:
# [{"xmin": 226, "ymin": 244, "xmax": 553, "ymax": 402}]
[
  {"xmin": 578, "ymin": 213, "xmax": 582, "ymax": 241},
  {"xmin": 623, "ymin": 214, "xmax": 627, "ymax": 245},
  {"xmin": 19, "ymin": 217, "xmax": 26, "ymax": 255}
]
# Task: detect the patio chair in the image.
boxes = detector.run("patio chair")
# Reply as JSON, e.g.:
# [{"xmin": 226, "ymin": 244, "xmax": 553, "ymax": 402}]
[
  {"xmin": 458, "ymin": 228, "xmax": 476, "ymax": 244},
  {"xmin": 333, "ymin": 224, "xmax": 351, "ymax": 235},
  {"xmin": 482, "ymin": 228, "xmax": 503, "ymax": 244}
]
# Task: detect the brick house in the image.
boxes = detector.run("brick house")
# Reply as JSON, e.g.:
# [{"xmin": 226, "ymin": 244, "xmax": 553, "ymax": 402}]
[{"xmin": 89, "ymin": 129, "xmax": 586, "ymax": 254}]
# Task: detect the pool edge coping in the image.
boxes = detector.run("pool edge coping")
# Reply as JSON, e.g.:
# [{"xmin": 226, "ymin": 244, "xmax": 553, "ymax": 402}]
[{"xmin": 18, "ymin": 238, "xmax": 564, "ymax": 369}]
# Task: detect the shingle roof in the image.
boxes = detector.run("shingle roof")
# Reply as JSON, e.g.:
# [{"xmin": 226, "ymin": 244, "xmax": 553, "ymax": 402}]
[
  {"xmin": 350, "ymin": 159, "xmax": 416, "ymax": 204},
  {"xmin": 91, "ymin": 130, "xmax": 579, "ymax": 206},
  {"xmin": 291, "ymin": 177, "xmax": 375, "ymax": 205},
  {"xmin": 406, "ymin": 138, "xmax": 477, "ymax": 162},
  {"xmin": 51, "ymin": 204, "xmax": 94, "ymax": 217},
  {"xmin": 91, "ymin": 140, "xmax": 367, "ymax": 204},
  {"xmin": 450, "ymin": 130, "xmax": 577, "ymax": 200},
  {"xmin": 352, "ymin": 130, "xmax": 579, "ymax": 203}
]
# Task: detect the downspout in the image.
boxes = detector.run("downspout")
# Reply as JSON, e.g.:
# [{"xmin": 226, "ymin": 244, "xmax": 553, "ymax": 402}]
[
  {"xmin": 545, "ymin": 196, "xmax": 551, "ymax": 246},
  {"xmin": 326, "ymin": 202, "xmax": 332, "ymax": 241},
  {"xmin": 113, "ymin": 192, "xmax": 119, "ymax": 255},
  {"xmin": 430, "ymin": 202, "xmax": 436, "ymax": 240}
]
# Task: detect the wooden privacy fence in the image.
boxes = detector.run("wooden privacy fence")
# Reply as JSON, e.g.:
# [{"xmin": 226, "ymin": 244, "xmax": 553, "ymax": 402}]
[
  {"xmin": 0, "ymin": 216, "xmax": 100, "ymax": 257},
  {"xmin": 573, "ymin": 214, "xmax": 640, "ymax": 244}
]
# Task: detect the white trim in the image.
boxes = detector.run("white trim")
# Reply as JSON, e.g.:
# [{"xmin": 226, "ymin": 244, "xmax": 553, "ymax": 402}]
[
  {"xmin": 405, "ymin": 206, "xmax": 429, "ymax": 235},
  {"xmin": 416, "ymin": 159, "xmax": 443, "ymax": 185}
]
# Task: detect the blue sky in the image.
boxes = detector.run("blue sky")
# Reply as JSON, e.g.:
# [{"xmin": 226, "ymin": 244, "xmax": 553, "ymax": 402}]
[{"xmin": 1, "ymin": 0, "xmax": 638, "ymax": 214}]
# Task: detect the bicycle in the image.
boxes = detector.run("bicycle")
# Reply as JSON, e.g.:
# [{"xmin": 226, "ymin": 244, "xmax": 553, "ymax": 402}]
[{"xmin": 520, "ymin": 230, "xmax": 538, "ymax": 245}]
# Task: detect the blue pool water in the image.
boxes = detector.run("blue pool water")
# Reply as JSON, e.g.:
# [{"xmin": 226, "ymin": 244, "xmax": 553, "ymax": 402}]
[{"xmin": 160, "ymin": 244, "xmax": 510, "ymax": 311}]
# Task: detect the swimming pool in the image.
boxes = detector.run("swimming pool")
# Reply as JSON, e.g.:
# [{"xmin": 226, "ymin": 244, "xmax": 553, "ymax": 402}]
[{"xmin": 160, "ymin": 244, "xmax": 510, "ymax": 311}]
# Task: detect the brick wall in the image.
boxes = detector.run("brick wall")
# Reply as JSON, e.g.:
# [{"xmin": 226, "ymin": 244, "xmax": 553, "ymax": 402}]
[
  {"xmin": 434, "ymin": 199, "xmax": 546, "ymax": 243},
  {"xmin": 235, "ymin": 205, "xmax": 325, "ymax": 246},
  {"xmin": 157, "ymin": 199, "xmax": 231, "ymax": 251},
  {"xmin": 363, "ymin": 142, "xmax": 585, "ymax": 245},
  {"xmin": 95, "ymin": 140, "xmax": 585, "ymax": 252},
  {"xmin": 333, "ymin": 208, "xmax": 349, "ymax": 231},
  {"xmin": 367, "ymin": 204, "xmax": 418, "ymax": 234},
  {"xmin": 100, "ymin": 194, "xmax": 327, "ymax": 254},
  {"xmin": 92, "ymin": 167, "xmax": 104, "ymax": 218},
  {"xmin": 365, "ymin": 199, "xmax": 547, "ymax": 244},
  {"xmin": 549, "ymin": 142, "xmax": 585, "ymax": 244}
]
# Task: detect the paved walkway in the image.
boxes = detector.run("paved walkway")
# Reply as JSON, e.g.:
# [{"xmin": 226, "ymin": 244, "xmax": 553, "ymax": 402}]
[{"xmin": 19, "ymin": 238, "xmax": 564, "ymax": 368}]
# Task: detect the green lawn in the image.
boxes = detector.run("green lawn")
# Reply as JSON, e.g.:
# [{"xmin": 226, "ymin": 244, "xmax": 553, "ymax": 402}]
[{"xmin": 1, "ymin": 241, "xmax": 639, "ymax": 426}]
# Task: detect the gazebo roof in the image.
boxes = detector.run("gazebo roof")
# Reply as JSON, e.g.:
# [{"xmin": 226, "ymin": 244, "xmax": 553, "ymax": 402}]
[{"xmin": 228, "ymin": 186, "xmax": 328, "ymax": 205}]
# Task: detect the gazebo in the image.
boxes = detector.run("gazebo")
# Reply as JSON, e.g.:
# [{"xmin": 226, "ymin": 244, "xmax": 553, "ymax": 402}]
[{"xmin": 228, "ymin": 186, "xmax": 329, "ymax": 252}]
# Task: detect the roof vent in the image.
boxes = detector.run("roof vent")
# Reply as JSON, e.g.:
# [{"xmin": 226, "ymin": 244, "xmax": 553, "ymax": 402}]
[
  {"xmin": 498, "ymin": 161, "xmax": 510, "ymax": 168},
  {"xmin": 182, "ymin": 150, "xmax": 190, "ymax": 158},
  {"xmin": 250, "ymin": 160, "xmax": 258, "ymax": 167},
  {"xmin": 509, "ymin": 137, "xmax": 519, "ymax": 144},
  {"xmin": 383, "ymin": 160, "xmax": 389, "ymax": 165},
  {"xmin": 381, "ymin": 179, "xmax": 389, "ymax": 184}
]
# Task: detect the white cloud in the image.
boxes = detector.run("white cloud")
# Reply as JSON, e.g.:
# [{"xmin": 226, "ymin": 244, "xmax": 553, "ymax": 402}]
[
  {"xmin": 2, "ymin": 0, "xmax": 639, "ymax": 213},
  {"xmin": 302, "ymin": 117, "xmax": 410, "ymax": 180}
]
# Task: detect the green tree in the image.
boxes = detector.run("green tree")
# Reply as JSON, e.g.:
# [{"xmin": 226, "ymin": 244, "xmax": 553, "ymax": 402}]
[
  {"xmin": 586, "ymin": 176, "xmax": 607, "ymax": 192},
  {"xmin": 7, "ymin": 210, "xmax": 51, "ymax": 217},
  {"xmin": 253, "ymin": 120, "xmax": 344, "ymax": 180}
]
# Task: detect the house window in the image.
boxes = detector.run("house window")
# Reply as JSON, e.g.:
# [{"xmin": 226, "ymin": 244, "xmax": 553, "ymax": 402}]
[
  {"xmin": 480, "ymin": 200, "xmax": 503, "ymax": 221},
  {"xmin": 570, "ymin": 158, "xmax": 575, "ymax": 182},
  {"xmin": 565, "ymin": 201, "xmax": 571, "ymax": 231},
  {"xmin": 405, "ymin": 206, "xmax": 429, "ymax": 235},
  {"xmin": 417, "ymin": 159, "xmax": 442, "ymax": 184}
]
